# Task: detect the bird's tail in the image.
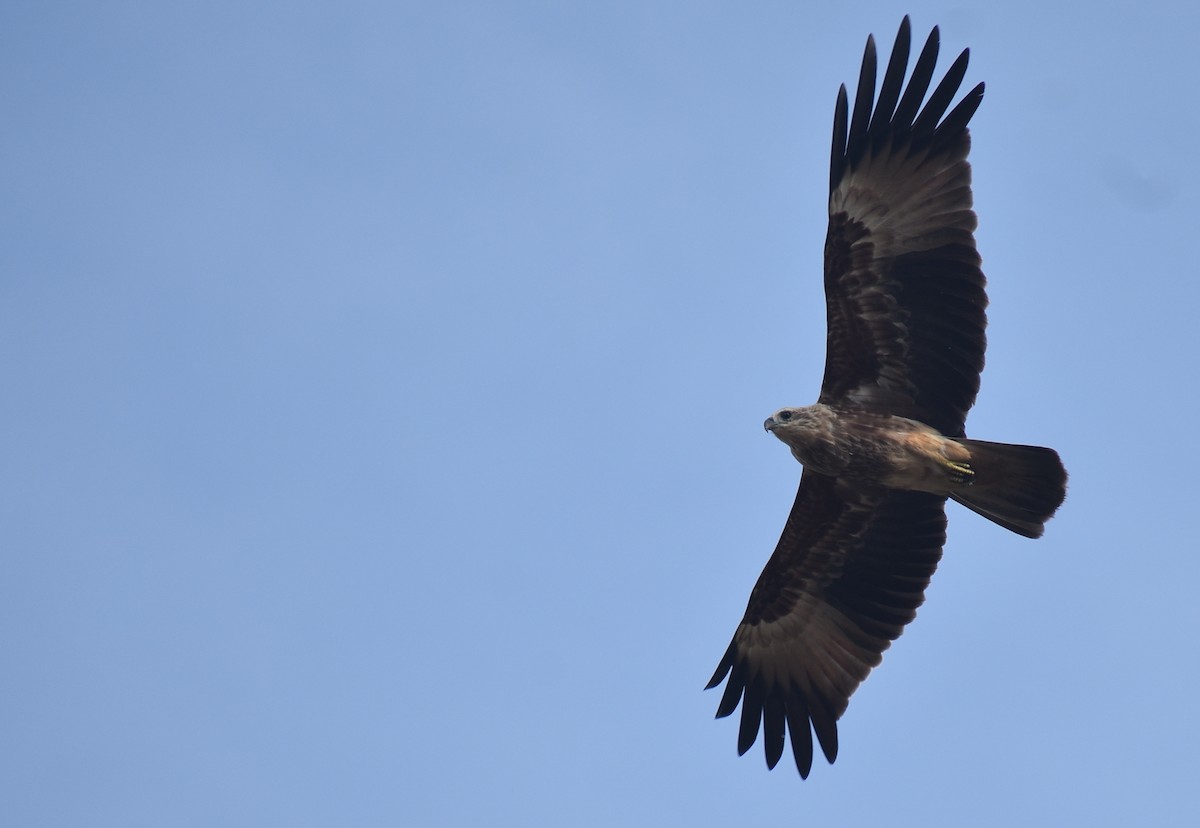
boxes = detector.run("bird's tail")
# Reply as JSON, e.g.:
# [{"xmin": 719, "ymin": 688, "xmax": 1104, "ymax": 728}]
[{"xmin": 949, "ymin": 439, "xmax": 1067, "ymax": 539}]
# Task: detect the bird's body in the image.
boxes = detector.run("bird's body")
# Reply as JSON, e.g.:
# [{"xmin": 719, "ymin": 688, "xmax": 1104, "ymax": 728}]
[
  {"xmin": 765, "ymin": 405, "xmax": 971, "ymax": 494},
  {"xmin": 706, "ymin": 17, "xmax": 1067, "ymax": 778}
]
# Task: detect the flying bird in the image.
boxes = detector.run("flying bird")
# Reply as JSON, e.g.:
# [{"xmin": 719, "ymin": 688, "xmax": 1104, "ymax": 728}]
[{"xmin": 706, "ymin": 17, "xmax": 1067, "ymax": 778}]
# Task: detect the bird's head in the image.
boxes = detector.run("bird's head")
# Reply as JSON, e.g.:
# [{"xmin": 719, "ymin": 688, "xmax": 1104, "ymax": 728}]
[
  {"xmin": 764, "ymin": 405, "xmax": 826, "ymax": 440},
  {"xmin": 765, "ymin": 407, "xmax": 804, "ymax": 431}
]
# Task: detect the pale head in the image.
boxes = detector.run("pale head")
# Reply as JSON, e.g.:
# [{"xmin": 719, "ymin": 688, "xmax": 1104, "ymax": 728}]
[{"xmin": 763, "ymin": 405, "xmax": 829, "ymax": 438}]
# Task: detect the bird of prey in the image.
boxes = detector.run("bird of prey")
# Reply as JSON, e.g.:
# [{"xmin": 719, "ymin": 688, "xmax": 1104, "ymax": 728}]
[{"xmin": 706, "ymin": 17, "xmax": 1067, "ymax": 778}]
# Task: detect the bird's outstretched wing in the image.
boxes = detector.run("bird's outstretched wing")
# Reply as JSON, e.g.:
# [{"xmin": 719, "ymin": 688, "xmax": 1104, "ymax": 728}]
[
  {"xmin": 820, "ymin": 15, "xmax": 987, "ymax": 438},
  {"xmin": 706, "ymin": 474, "xmax": 946, "ymax": 777}
]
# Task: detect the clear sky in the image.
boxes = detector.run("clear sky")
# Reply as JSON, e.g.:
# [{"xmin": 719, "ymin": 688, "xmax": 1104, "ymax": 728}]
[{"xmin": 3, "ymin": 1, "xmax": 1198, "ymax": 825}]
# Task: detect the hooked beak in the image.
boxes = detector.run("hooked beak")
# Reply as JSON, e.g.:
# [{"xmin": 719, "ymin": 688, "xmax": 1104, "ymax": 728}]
[{"xmin": 763, "ymin": 416, "xmax": 777, "ymax": 432}]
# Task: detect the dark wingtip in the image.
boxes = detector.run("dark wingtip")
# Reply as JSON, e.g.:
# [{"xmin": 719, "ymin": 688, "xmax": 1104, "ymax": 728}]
[
  {"xmin": 737, "ymin": 690, "xmax": 762, "ymax": 756},
  {"xmin": 704, "ymin": 640, "xmax": 734, "ymax": 690},
  {"xmin": 844, "ymin": 30, "xmax": 878, "ymax": 174},
  {"xmin": 829, "ymin": 84, "xmax": 849, "ymax": 193},
  {"xmin": 810, "ymin": 697, "xmax": 840, "ymax": 765},
  {"xmin": 704, "ymin": 665, "xmax": 728, "ymax": 691},
  {"xmin": 869, "ymin": 16, "xmax": 912, "ymax": 151},
  {"xmin": 834, "ymin": 17, "xmax": 986, "ymax": 192},
  {"xmin": 785, "ymin": 704, "xmax": 814, "ymax": 778},
  {"xmin": 763, "ymin": 698, "xmax": 786, "ymax": 769},
  {"xmin": 714, "ymin": 671, "xmax": 743, "ymax": 719}
]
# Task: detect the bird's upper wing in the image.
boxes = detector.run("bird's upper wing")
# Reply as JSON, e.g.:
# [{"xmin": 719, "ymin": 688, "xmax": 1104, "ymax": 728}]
[
  {"xmin": 820, "ymin": 16, "xmax": 988, "ymax": 437},
  {"xmin": 706, "ymin": 472, "xmax": 947, "ymax": 777}
]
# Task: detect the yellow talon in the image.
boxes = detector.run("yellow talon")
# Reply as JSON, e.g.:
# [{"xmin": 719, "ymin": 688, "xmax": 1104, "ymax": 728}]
[{"xmin": 945, "ymin": 460, "xmax": 974, "ymax": 485}]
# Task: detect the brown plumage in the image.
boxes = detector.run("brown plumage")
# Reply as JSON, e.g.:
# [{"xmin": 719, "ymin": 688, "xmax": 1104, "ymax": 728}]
[{"xmin": 706, "ymin": 17, "xmax": 1067, "ymax": 778}]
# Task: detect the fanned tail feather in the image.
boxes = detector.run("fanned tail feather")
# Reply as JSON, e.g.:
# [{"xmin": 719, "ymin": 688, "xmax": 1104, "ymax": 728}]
[{"xmin": 949, "ymin": 439, "xmax": 1067, "ymax": 538}]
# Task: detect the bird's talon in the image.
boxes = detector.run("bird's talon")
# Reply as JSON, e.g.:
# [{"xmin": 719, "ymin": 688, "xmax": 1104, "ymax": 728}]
[{"xmin": 945, "ymin": 461, "xmax": 974, "ymax": 485}]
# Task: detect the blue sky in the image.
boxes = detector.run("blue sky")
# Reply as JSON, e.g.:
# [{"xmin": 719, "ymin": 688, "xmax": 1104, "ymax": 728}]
[{"xmin": 3, "ymin": 1, "xmax": 1198, "ymax": 825}]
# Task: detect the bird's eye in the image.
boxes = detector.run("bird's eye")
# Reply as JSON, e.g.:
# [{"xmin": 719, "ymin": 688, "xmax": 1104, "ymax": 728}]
[{"xmin": 779, "ymin": 410, "xmax": 793, "ymax": 421}]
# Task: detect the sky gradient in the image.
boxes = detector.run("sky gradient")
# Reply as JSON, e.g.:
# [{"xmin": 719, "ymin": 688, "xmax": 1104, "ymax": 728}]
[{"xmin": 3, "ymin": 2, "xmax": 1198, "ymax": 825}]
